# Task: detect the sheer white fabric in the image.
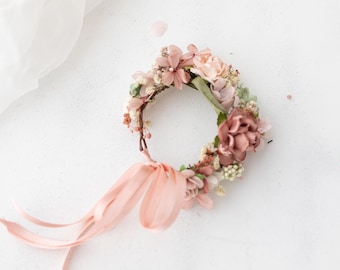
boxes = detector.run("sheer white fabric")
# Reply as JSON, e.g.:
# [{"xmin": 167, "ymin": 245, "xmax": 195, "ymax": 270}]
[{"xmin": 0, "ymin": 0, "xmax": 102, "ymax": 114}]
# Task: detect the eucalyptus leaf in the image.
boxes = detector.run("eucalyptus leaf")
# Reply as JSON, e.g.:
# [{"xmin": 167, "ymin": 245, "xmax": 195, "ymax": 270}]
[
  {"xmin": 191, "ymin": 77, "xmax": 226, "ymax": 115},
  {"xmin": 236, "ymin": 85, "xmax": 257, "ymax": 103}
]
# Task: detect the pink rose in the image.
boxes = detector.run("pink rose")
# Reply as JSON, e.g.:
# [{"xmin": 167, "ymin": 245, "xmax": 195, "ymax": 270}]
[
  {"xmin": 190, "ymin": 55, "xmax": 229, "ymax": 84},
  {"xmin": 218, "ymin": 109, "xmax": 261, "ymax": 166}
]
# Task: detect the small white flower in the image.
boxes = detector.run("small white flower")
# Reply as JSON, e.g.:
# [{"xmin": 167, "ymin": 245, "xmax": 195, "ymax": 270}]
[
  {"xmin": 200, "ymin": 146, "xmax": 208, "ymax": 161},
  {"xmin": 145, "ymin": 86, "xmax": 156, "ymax": 95},
  {"xmin": 216, "ymin": 185, "xmax": 226, "ymax": 197},
  {"xmin": 213, "ymin": 155, "xmax": 220, "ymax": 170},
  {"xmin": 206, "ymin": 142, "xmax": 216, "ymax": 153},
  {"xmin": 129, "ymin": 110, "xmax": 138, "ymax": 120},
  {"xmin": 206, "ymin": 174, "xmax": 219, "ymax": 189},
  {"xmin": 206, "ymin": 172, "xmax": 224, "ymax": 190},
  {"xmin": 135, "ymin": 76, "xmax": 147, "ymax": 86},
  {"xmin": 153, "ymin": 74, "xmax": 162, "ymax": 84},
  {"xmin": 222, "ymin": 162, "xmax": 244, "ymax": 181}
]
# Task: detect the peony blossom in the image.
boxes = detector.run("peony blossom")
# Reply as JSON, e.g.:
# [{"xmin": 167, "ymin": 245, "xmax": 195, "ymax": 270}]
[
  {"xmin": 156, "ymin": 45, "xmax": 190, "ymax": 89},
  {"xmin": 218, "ymin": 108, "xmax": 262, "ymax": 166}
]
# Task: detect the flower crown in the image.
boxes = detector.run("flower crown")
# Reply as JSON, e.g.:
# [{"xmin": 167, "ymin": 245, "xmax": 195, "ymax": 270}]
[
  {"xmin": 124, "ymin": 44, "xmax": 271, "ymax": 208},
  {"xmin": 0, "ymin": 44, "xmax": 271, "ymax": 270}
]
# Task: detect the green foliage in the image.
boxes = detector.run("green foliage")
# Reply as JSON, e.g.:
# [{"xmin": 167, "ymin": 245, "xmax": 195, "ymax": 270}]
[
  {"xmin": 191, "ymin": 77, "xmax": 226, "ymax": 115},
  {"xmin": 214, "ymin": 135, "xmax": 220, "ymax": 148},
  {"xmin": 195, "ymin": 174, "xmax": 205, "ymax": 180},
  {"xmin": 179, "ymin": 164, "xmax": 186, "ymax": 172},
  {"xmin": 236, "ymin": 85, "xmax": 257, "ymax": 103},
  {"xmin": 129, "ymin": 84, "xmax": 141, "ymax": 97},
  {"xmin": 217, "ymin": 112, "xmax": 227, "ymax": 126}
]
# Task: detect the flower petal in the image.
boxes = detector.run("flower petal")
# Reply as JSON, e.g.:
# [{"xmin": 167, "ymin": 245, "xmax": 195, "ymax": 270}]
[
  {"xmin": 173, "ymin": 73, "xmax": 183, "ymax": 89},
  {"xmin": 187, "ymin": 176, "xmax": 204, "ymax": 189},
  {"xmin": 127, "ymin": 98, "xmax": 143, "ymax": 111},
  {"xmin": 156, "ymin": 56, "xmax": 169, "ymax": 67},
  {"xmin": 161, "ymin": 71, "xmax": 174, "ymax": 86},
  {"xmin": 196, "ymin": 194, "xmax": 213, "ymax": 209},
  {"xmin": 218, "ymin": 153, "xmax": 234, "ymax": 166},
  {"xmin": 176, "ymin": 69, "xmax": 190, "ymax": 83},
  {"xmin": 234, "ymin": 133, "xmax": 249, "ymax": 152}
]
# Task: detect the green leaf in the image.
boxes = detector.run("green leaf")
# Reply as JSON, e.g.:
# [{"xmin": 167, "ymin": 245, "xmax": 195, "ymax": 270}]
[
  {"xmin": 236, "ymin": 85, "xmax": 257, "ymax": 103},
  {"xmin": 179, "ymin": 165, "xmax": 186, "ymax": 172},
  {"xmin": 213, "ymin": 135, "xmax": 220, "ymax": 148},
  {"xmin": 195, "ymin": 174, "xmax": 205, "ymax": 180},
  {"xmin": 217, "ymin": 112, "xmax": 227, "ymax": 126},
  {"xmin": 130, "ymin": 84, "xmax": 141, "ymax": 97},
  {"xmin": 191, "ymin": 77, "xmax": 226, "ymax": 115},
  {"xmin": 249, "ymin": 95, "xmax": 257, "ymax": 102}
]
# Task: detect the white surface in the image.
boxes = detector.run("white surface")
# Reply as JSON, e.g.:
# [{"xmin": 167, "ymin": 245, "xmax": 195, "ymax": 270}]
[
  {"xmin": 0, "ymin": 0, "xmax": 102, "ymax": 114},
  {"xmin": 0, "ymin": 0, "xmax": 340, "ymax": 269}
]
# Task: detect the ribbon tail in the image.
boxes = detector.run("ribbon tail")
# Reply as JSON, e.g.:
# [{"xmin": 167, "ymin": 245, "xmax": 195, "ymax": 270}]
[
  {"xmin": 140, "ymin": 164, "xmax": 187, "ymax": 231},
  {"xmin": 0, "ymin": 163, "xmax": 154, "ymax": 249}
]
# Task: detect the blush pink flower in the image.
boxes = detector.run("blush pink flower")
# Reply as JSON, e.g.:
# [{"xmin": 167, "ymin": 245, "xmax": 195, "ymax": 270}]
[
  {"xmin": 181, "ymin": 44, "xmax": 211, "ymax": 67},
  {"xmin": 218, "ymin": 108, "xmax": 262, "ymax": 166},
  {"xmin": 126, "ymin": 97, "xmax": 143, "ymax": 111},
  {"xmin": 181, "ymin": 170, "xmax": 213, "ymax": 210},
  {"xmin": 156, "ymin": 45, "xmax": 190, "ymax": 89},
  {"xmin": 211, "ymin": 78, "xmax": 235, "ymax": 111},
  {"xmin": 190, "ymin": 55, "xmax": 229, "ymax": 84}
]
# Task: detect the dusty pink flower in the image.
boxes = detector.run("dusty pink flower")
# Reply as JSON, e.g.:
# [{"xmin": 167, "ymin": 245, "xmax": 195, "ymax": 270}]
[
  {"xmin": 156, "ymin": 45, "xmax": 190, "ymax": 89},
  {"xmin": 197, "ymin": 165, "xmax": 214, "ymax": 176},
  {"xmin": 218, "ymin": 108, "xmax": 262, "ymax": 166},
  {"xmin": 211, "ymin": 78, "xmax": 235, "ymax": 111},
  {"xmin": 181, "ymin": 44, "xmax": 211, "ymax": 66},
  {"xmin": 181, "ymin": 170, "xmax": 213, "ymax": 209}
]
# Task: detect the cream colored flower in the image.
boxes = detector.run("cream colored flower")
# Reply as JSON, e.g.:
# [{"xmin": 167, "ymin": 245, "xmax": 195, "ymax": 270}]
[{"xmin": 216, "ymin": 185, "xmax": 226, "ymax": 196}]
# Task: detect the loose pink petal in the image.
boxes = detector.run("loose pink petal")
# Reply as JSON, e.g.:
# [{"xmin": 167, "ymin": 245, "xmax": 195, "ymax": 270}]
[{"xmin": 150, "ymin": 21, "xmax": 168, "ymax": 37}]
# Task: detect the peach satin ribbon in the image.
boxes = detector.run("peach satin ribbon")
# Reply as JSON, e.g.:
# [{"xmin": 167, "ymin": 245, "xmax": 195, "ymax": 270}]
[{"xmin": 0, "ymin": 150, "xmax": 187, "ymax": 269}]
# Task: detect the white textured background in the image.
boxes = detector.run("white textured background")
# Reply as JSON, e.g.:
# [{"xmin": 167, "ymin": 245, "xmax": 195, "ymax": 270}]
[{"xmin": 1, "ymin": 0, "xmax": 340, "ymax": 269}]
